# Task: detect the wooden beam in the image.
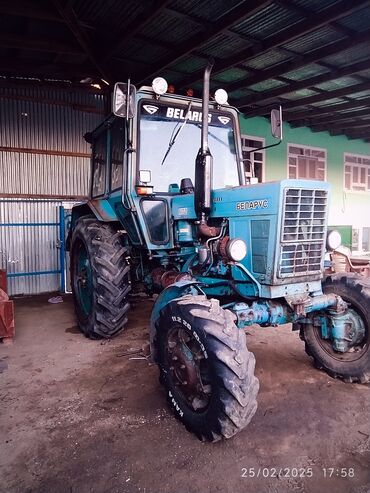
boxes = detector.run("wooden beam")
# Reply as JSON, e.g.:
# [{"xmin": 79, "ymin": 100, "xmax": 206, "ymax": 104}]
[
  {"xmin": 178, "ymin": 0, "xmax": 370, "ymax": 88},
  {"xmin": 336, "ymin": 128, "xmax": 370, "ymax": 139},
  {"xmin": 0, "ymin": 33, "xmax": 83, "ymax": 55},
  {"xmin": 243, "ymin": 81, "xmax": 370, "ymax": 116},
  {"xmin": 283, "ymin": 97, "xmax": 370, "ymax": 121},
  {"xmin": 316, "ymin": 120, "xmax": 370, "ymax": 132},
  {"xmin": 51, "ymin": 0, "xmax": 110, "ymax": 81},
  {"xmin": 0, "ymin": 0, "xmax": 65, "ymax": 22},
  {"xmin": 291, "ymin": 108, "xmax": 370, "ymax": 128},
  {"xmin": 231, "ymin": 59, "xmax": 370, "ymax": 107},
  {"xmin": 0, "ymin": 57, "xmax": 97, "ymax": 79},
  {"xmin": 0, "ymin": 0, "xmax": 93, "ymax": 29},
  {"xmin": 135, "ymin": 0, "xmax": 272, "ymax": 84}
]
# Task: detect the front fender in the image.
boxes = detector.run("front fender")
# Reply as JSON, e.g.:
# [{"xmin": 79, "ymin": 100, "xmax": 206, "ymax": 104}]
[{"xmin": 149, "ymin": 280, "xmax": 204, "ymax": 363}]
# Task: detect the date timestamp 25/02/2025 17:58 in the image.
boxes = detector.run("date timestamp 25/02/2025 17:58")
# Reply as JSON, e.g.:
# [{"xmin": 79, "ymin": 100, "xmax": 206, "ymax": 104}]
[{"xmin": 241, "ymin": 467, "xmax": 355, "ymax": 479}]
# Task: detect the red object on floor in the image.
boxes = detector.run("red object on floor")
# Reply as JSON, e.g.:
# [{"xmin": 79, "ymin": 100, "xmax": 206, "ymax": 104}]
[
  {"xmin": 0, "ymin": 269, "xmax": 7, "ymax": 292},
  {"xmin": 0, "ymin": 270, "xmax": 15, "ymax": 340}
]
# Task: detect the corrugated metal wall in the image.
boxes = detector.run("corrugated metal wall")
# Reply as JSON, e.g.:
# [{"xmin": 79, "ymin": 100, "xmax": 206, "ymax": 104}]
[
  {"xmin": 0, "ymin": 83, "xmax": 107, "ymax": 197},
  {"xmin": 0, "ymin": 199, "xmax": 66, "ymax": 295},
  {"xmin": 0, "ymin": 82, "xmax": 108, "ymax": 294}
]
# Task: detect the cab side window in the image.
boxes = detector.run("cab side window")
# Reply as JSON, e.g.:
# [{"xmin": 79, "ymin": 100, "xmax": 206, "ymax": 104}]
[
  {"xmin": 92, "ymin": 130, "xmax": 107, "ymax": 197},
  {"xmin": 141, "ymin": 199, "xmax": 169, "ymax": 244},
  {"xmin": 110, "ymin": 120, "xmax": 125, "ymax": 191}
]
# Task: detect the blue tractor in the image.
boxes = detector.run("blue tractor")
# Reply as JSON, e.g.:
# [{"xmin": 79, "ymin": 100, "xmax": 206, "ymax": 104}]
[{"xmin": 68, "ymin": 62, "xmax": 370, "ymax": 441}]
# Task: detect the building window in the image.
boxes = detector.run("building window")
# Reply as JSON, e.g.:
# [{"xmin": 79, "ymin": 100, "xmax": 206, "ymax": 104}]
[
  {"xmin": 288, "ymin": 144, "xmax": 326, "ymax": 180},
  {"xmin": 362, "ymin": 227, "xmax": 370, "ymax": 252},
  {"xmin": 344, "ymin": 153, "xmax": 370, "ymax": 192},
  {"xmin": 241, "ymin": 136, "xmax": 265, "ymax": 183}
]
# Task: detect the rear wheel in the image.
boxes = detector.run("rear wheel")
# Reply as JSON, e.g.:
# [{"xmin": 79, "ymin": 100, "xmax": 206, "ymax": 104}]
[
  {"xmin": 301, "ymin": 274, "xmax": 370, "ymax": 383},
  {"xmin": 70, "ymin": 216, "xmax": 131, "ymax": 339},
  {"xmin": 156, "ymin": 295, "xmax": 259, "ymax": 441}
]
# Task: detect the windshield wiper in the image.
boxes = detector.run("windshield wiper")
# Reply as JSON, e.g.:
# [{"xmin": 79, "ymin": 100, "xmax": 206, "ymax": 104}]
[{"xmin": 160, "ymin": 101, "xmax": 193, "ymax": 166}]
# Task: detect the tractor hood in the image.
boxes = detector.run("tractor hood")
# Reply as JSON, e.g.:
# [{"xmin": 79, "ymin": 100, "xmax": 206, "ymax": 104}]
[{"xmin": 172, "ymin": 179, "xmax": 329, "ymax": 220}]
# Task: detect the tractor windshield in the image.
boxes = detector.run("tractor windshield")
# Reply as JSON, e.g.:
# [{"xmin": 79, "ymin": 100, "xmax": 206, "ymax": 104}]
[{"xmin": 138, "ymin": 100, "xmax": 239, "ymax": 192}]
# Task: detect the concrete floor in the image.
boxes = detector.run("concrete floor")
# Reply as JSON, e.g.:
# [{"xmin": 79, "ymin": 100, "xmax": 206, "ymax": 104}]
[{"xmin": 0, "ymin": 294, "xmax": 369, "ymax": 493}]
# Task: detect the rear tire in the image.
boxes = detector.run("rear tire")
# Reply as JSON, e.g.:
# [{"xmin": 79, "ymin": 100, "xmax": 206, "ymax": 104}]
[
  {"xmin": 156, "ymin": 295, "xmax": 259, "ymax": 441},
  {"xmin": 70, "ymin": 216, "xmax": 131, "ymax": 339},
  {"xmin": 301, "ymin": 274, "xmax": 370, "ymax": 383}
]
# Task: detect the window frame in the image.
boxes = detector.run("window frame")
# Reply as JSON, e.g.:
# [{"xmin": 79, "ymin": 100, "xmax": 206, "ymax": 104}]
[
  {"xmin": 90, "ymin": 127, "xmax": 109, "ymax": 199},
  {"xmin": 136, "ymin": 98, "xmax": 241, "ymax": 193},
  {"xmin": 139, "ymin": 197, "xmax": 170, "ymax": 245},
  {"xmin": 343, "ymin": 152, "xmax": 370, "ymax": 194},
  {"xmin": 287, "ymin": 143, "xmax": 327, "ymax": 181},
  {"xmin": 109, "ymin": 119, "xmax": 126, "ymax": 193},
  {"xmin": 241, "ymin": 134, "xmax": 266, "ymax": 183}
]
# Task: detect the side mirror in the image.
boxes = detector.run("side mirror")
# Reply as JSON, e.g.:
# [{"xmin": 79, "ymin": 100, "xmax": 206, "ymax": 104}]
[
  {"xmin": 113, "ymin": 81, "xmax": 136, "ymax": 118},
  {"xmin": 271, "ymin": 106, "xmax": 283, "ymax": 140}
]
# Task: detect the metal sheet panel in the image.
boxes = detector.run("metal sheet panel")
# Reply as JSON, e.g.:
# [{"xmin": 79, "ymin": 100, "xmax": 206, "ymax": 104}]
[
  {"xmin": 0, "ymin": 199, "xmax": 74, "ymax": 295},
  {"xmin": 0, "ymin": 152, "xmax": 90, "ymax": 197},
  {"xmin": 0, "ymin": 84, "xmax": 106, "ymax": 197}
]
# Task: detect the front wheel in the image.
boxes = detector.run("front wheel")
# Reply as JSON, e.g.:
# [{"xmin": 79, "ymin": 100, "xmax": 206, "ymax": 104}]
[
  {"xmin": 70, "ymin": 216, "xmax": 131, "ymax": 339},
  {"xmin": 301, "ymin": 274, "xmax": 370, "ymax": 383},
  {"xmin": 156, "ymin": 295, "xmax": 259, "ymax": 442}
]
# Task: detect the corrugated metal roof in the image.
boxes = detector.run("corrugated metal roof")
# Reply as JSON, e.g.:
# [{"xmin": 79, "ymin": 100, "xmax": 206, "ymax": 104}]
[
  {"xmin": 74, "ymin": 0, "xmax": 142, "ymax": 34},
  {"xmin": 281, "ymin": 26, "xmax": 343, "ymax": 54},
  {"xmin": 168, "ymin": 0, "xmax": 244, "ymax": 22},
  {"xmin": 336, "ymin": 6, "xmax": 370, "ymax": 32},
  {"xmin": 280, "ymin": 88, "xmax": 319, "ymax": 100},
  {"xmin": 121, "ymin": 38, "xmax": 168, "ymax": 64},
  {"xmin": 142, "ymin": 11, "xmax": 202, "ymax": 44},
  {"xmin": 315, "ymin": 76, "xmax": 362, "ymax": 92},
  {"xmin": 347, "ymin": 90, "xmax": 370, "ymax": 99},
  {"xmin": 200, "ymin": 34, "xmax": 252, "ymax": 58},
  {"xmin": 248, "ymin": 79, "xmax": 287, "ymax": 93},
  {"xmin": 292, "ymin": 0, "xmax": 338, "ymax": 11},
  {"xmin": 233, "ymin": 3, "xmax": 302, "ymax": 40},
  {"xmin": 311, "ymin": 98, "xmax": 349, "ymax": 107},
  {"xmin": 0, "ymin": 0, "xmax": 369, "ymax": 140},
  {"xmin": 283, "ymin": 64, "xmax": 329, "ymax": 81},
  {"xmin": 213, "ymin": 68, "xmax": 250, "ymax": 84},
  {"xmin": 323, "ymin": 42, "xmax": 370, "ymax": 66},
  {"xmin": 171, "ymin": 55, "xmax": 206, "ymax": 73},
  {"xmin": 244, "ymin": 50, "xmax": 291, "ymax": 71},
  {"xmin": 228, "ymin": 88, "xmax": 255, "ymax": 99}
]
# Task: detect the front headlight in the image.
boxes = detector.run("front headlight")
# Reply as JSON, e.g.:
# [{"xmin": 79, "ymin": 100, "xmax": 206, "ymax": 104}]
[
  {"xmin": 226, "ymin": 238, "xmax": 247, "ymax": 262},
  {"xmin": 327, "ymin": 230, "xmax": 342, "ymax": 250}
]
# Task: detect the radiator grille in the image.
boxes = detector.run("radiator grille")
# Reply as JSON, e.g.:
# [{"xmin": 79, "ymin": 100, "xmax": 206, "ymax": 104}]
[{"xmin": 279, "ymin": 188, "xmax": 328, "ymax": 277}]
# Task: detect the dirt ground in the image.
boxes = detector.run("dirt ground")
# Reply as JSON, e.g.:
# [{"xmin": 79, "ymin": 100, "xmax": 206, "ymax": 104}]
[{"xmin": 0, "ymin": 294, "xmax": 369, "ymax": 493}]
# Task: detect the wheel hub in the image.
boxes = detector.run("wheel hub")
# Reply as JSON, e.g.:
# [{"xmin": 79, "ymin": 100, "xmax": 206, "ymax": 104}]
[
  {"xmin": 166, "ymin": 327, "xmax": 211, "ymax": 412},
  {"xmin": 75, "ymin": 243, "xmax": 93, "ymax": 316}
]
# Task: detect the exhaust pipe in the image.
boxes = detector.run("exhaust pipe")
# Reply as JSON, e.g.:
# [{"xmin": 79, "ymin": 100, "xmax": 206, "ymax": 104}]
[{"xmin": 194, "ymin": 59, "xmax": 214, "ymax": 221}]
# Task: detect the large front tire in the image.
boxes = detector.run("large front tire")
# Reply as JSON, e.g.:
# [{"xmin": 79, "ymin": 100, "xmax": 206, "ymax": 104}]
[
  {"xmin": 70, "ymin": 216, "xmax": 131, "ymax": 339},
  {"xmin": 156, "ymin": 295, "xmax": 259, "ymax": 442},
  {"xmin": 301, "ymin": 274, "xmax": 370, "ymax": 383}
]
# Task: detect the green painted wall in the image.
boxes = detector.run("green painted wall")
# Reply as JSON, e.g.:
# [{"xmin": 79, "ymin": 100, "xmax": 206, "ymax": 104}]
[{"xmin": 239, "ymin": 115, "xmax": 370, "ymax": 232}]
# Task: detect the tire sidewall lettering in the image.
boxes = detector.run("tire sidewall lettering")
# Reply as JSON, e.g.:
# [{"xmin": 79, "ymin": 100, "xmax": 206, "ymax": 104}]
[
  {"xmin": 168, "ymin": 390, "xmax": 184, "ymax": 417},
  {"xmin": 171, "ymin": 315, "xmax": 208, "ymax": 358}
]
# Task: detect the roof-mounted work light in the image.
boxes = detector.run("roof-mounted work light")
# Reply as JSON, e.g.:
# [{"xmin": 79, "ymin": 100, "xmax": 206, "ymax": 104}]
[
  {"xmin": 152, "ymin": 77, "xmax": 168, "ymax": 96},
  {"xmin": 214, "ymin": 88, "xmax": 228, "ymax": 105}
]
